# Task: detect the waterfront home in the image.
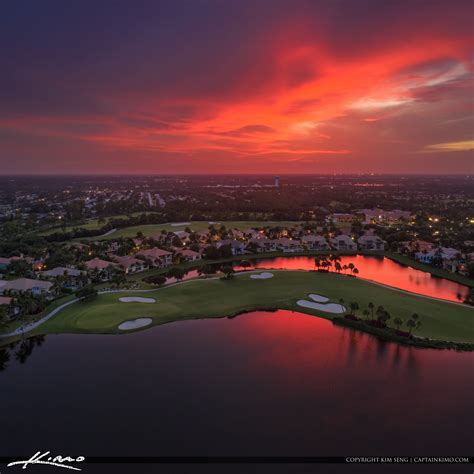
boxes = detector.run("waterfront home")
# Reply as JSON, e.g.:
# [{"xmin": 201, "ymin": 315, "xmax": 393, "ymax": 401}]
[
  {"xmin": 1, "ymin": 278, "xmax": 53, "ymax": 295},
  {"xmin": 40, "ymin": 266, "xmax": 85, "ymax": 290},
  {"xmin": 357, "ymin": 234, "xmax": 385, "ymax": 251},
  {"xmin": 275, "ymin": 238, "xmax": 303, "ymax": 252},
  {"xmin": 399, "ymin": 240, "xmax": 435, "ymax": 254},
  {"xmin": 136, "ymin": 247, "xmax": 173, "ymax": 267},
  {"xmin": 112, "ymin": 255, "xmax": 148, "ymax": 274},
  {"xmin": 246, "ymin": 237, "xmax": 278, "ymax": 253},
  {"xmin": 216, "ymin": 239, "xmax": 246, "ymax": 255},
  {"xmin": 330, "ymin": 235, "xmax": 357, "ymax": 251},
  {"xmin": 175, "ymin": 249, "xmax": 202, "ymax": 262},
  {"xmin": 301, "ymin": 235, "xmax": 330, "ymax": 250},
  {"xmin": 415, "ymin": 247, "xmax": 462, "ymax": 271}
]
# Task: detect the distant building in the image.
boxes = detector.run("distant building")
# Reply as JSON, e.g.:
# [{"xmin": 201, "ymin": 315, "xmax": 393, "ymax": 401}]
[{"xmin": 275, "ymin": 176, "xmax": 280, "ymax": 188}]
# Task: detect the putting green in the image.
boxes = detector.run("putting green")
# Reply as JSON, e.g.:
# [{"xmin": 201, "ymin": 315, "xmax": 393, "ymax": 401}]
[{"xmin": 37, "ymin": 270, "xmax": 474, "ymax": 343}]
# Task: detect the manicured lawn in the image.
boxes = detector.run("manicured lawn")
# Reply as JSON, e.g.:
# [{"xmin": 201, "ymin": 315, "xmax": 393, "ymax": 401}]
[
  {"xmin": 37, "ymin": 270, "xmax": 474, "ymax": 342},
  {"xmin": 87, "ymin": 220, "xmax": 304, "ymax": 240},
  {"xmin": 38, "ymin": 212, "xmax": 161, "ymax": 235}
]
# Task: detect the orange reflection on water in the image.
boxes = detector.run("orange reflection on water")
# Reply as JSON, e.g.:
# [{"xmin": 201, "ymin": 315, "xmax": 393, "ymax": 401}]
[{"xmin": 236, "ymin": 255, "xmax": 469, "ymax": 302}]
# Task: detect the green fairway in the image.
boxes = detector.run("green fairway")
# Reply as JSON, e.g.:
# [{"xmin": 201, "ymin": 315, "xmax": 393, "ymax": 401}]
[
  {"xmin": 86, "ymin": 220, "xmax": 304, "ymax": 240},
  {"xmin": 39, "ymin": 212, "xmax": 161, "ymax": 235},
  {"xmin": 37, "ymin": 270, "xmax": 474, "ymax": 343}
]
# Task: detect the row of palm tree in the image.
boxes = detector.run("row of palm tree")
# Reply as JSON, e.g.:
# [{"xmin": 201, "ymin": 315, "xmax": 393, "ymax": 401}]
[
  {"xmin": 314, "ymin": 254, "xmax": 359, "ymax": 276},
  {"xmin": 340, "ymin": 298, "xmax": 422, "ymax": 335}
]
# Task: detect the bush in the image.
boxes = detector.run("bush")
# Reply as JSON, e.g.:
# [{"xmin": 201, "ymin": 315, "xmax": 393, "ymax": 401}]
[{"xmin": 144, "ymin": 275, "xmax": 167, "ymax": 286}]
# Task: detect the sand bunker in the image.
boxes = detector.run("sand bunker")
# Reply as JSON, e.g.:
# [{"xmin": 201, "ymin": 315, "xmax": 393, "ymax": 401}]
[
  {"xmin": 296, "ymin": 299, "xmax": 345, "ymax": 314},
  {"xmin": 118, "ymin": 318, "xmax": 153, "ymax": 330},
  {"xmin": 119, "ymin": 297, "xmax": 156, "ymax": 303},
  {"xmin": 250, "ymin": 272, "xmax": 274, "ymax": 280},
  {"xmin": 308, "ymin": 294, "xmax": 329, "ymax": 303}
]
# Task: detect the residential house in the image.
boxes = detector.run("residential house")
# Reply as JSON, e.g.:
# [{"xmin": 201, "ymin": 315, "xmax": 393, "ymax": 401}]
[
  {"xmin": 112, "ymin": 256, "xmax": 148, "ymax": 274},
  {"xmin": 136, "ymin": 247, "xmax": 173, "ymax": 267},
  {"xmin": 1, "ymin": 278, "xmax": 53, "ymax": 295},
  {"xmin": 330, "ymin": 235, "xmax": 357, "ymax": 251},
  {"xmin": 360, "ymin": 208, "xmax": 412, "ymax": 225},
  {"xmin": 85, "ymin": 257, "xmax": 118, "ymax": 281},
  {"xmin": 357, "ymin": 234, "xmax": 385, "ymax": 251},
  {"xmin": 173, "ymin": 231, "xmax": 190, "ymax": 242},
  {"xmin": 246, "ymin": 238, "xmax": 277, "ymax": 253},
  {"xmin": 328, "ymin": 213, "xmax": 362, "ymax": 226},
  {"xmin": 0, "ymin": 296, "xmax": 20, "ymax": 319},
  {"xmin": 40, "ymin": 266, "xmax": 85, "ymax": 290},
  {"xmin": 216, "ymin": 239, "xmax": 246, "ymax": 255},
  {"xmin": 415, "ymin": 247, "xmax": 462, "ymax": 271},
  {"xmin": 301, "ymin": 235, "xmax": 330, "ymax": 250},
  {"xmin": 175, "ymin": 249, "xmax": 202, "ymax": 262},
  {"xmin": 275, "ymin": 238, "xmax": 303, "ymax": 252}
]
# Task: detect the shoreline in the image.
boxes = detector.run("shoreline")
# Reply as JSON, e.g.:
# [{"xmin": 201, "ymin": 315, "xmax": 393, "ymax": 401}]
[{"xmin": 1, "ymin": 269, "xmax": 472, "ymax": 351}]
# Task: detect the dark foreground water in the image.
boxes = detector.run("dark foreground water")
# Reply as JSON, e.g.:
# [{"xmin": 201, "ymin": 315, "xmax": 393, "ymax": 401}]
[{"xmin": 1, "ymin": 310, "xmax": 473, "ymax": 460}]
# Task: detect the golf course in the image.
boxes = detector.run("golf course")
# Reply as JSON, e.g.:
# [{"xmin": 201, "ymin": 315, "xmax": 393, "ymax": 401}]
[{"xmin": 23, "ymin": 270, "xmax": 474, "ymax": 345}]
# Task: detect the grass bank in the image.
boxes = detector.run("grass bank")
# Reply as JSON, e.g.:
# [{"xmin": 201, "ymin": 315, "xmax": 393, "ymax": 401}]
[{"xmin": 31, "ymin": 270, "xmax": 474, "ymax": 344}]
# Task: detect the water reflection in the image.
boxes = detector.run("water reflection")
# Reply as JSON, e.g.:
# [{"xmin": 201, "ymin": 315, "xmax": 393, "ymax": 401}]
[
  {"xmin": 234, "ymin": 255, "xmax": 469, "ymax": 302},
  {"xmin": 0, "ymin": 335, "xmax": 46, "ymax": 372},
  {"xmin": 0, "ymin": 311, "xmax": 472, "ymax": 456}
]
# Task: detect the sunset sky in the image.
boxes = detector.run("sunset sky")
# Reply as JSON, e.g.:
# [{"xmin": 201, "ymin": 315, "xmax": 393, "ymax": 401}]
[{"xmin": 1, "ymin": 0, "xmax": 473, "ymax": 174}]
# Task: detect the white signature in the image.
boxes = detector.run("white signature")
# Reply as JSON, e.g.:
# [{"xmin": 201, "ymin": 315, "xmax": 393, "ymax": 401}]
[{"xmin": 7, "ymin": 451, "xmax": 85, "ymax": 471}]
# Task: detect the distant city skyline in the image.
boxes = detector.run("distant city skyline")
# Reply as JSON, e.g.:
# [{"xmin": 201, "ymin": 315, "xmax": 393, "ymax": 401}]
[{"xmin": 1, "ymin": 0, "xmax": 473, "ymax": 174}]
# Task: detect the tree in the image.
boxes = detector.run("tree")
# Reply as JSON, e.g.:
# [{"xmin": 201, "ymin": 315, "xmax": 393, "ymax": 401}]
[
  {"xmin": 353, "ymin": 268, "xmax": 359, "ymax": 276},
  {"xmin": 349, "ymin": 301, "xmax": 359, "ymax": 315},
  {"xmin": 393, "ymin": 317, "xmax": 403, "ymax": 331},
  {"xmin": 198, "ymin": 264, "xmax": 217, "ymax": 276},
  {"xmin": 368, "ymin": 302, "xmax": 374, "ymax": 319},
  {"xmin": 167, "ymin": 267, "xmax": 186, "ymax": 282},
  {"xmin": 144, "ymin": 274, "xmax": 167, "ymax": 286},
  {"xmin": 112, "ymin": 271, "xmax": 127, "ymax": 288},
  {"xmin": 362, "ymin": 309, "xmax": 370, "ymax": 320},
  {"xmin": 348, "ymin": 263, "xmax": 355, "ymax": 275},
  {"xmin": 76, "ymin": 286, "xmax": 98, "ymax": 301},
  {"xmin": 7, "ymin": 260, "xmax": 31, "ymax": 277},
  {"xmin": 314, "ymin": 257, "xmax": 321, "ymax": 270},
  {"xmin": 334, "ymin": 261, "xmax": 342, "ymax": 274},
  {"xmin": 221, "ymin": 265, "xmax": 235, "ymax": 280},
  {"xmin": 0, "ymin": 305, "xmax": 9, "ymax": 328},
  {"xmin": 407, "ymin": 314, "xmax": 421, "ymax": 335}
]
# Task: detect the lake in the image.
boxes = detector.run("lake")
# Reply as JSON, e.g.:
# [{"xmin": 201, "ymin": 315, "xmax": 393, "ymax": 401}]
[{"xmin": 1, "ymin": 310, "xmax": 472, "ymax": 458}]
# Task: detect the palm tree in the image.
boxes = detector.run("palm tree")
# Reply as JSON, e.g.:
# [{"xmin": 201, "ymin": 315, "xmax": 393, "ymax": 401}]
[
  {"xmin": 342, "ymin": 264, "xmax": 348, "ymax": 275},
  {"xmin": 368, "ymin": 302, "xmax": 374, "ymax": 319},
  {"xmin": 406, "ymin": 319, "xmax": 416, "ymax": 335},
  {"xmin": 393, "ymin": 317, "xmax": 403, "ymax": 331},
  {"xmin": 362, "ymin": 309, "xmax": 370, "ymax": 320},
  {"xmin": 349, "ymin": 302, "xmax": 359, "ymax": 316},
  {"xmin": 334, "ymin": 261, "xmax": 342, "ymax": 274},
  {"xmin": 353, "ymin": 268, "xmax": 359, "ymax": 276},
  {"xmin": 407, "ymin": 314, "xmax": 421, "ymax": 335},
  {"xmin": 314, "ymin": 257, "xmax": 321, "ymax": 271},
  {"xmin": 348, "ymin": 262, "xmax": 355, "ymax": 275}
]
